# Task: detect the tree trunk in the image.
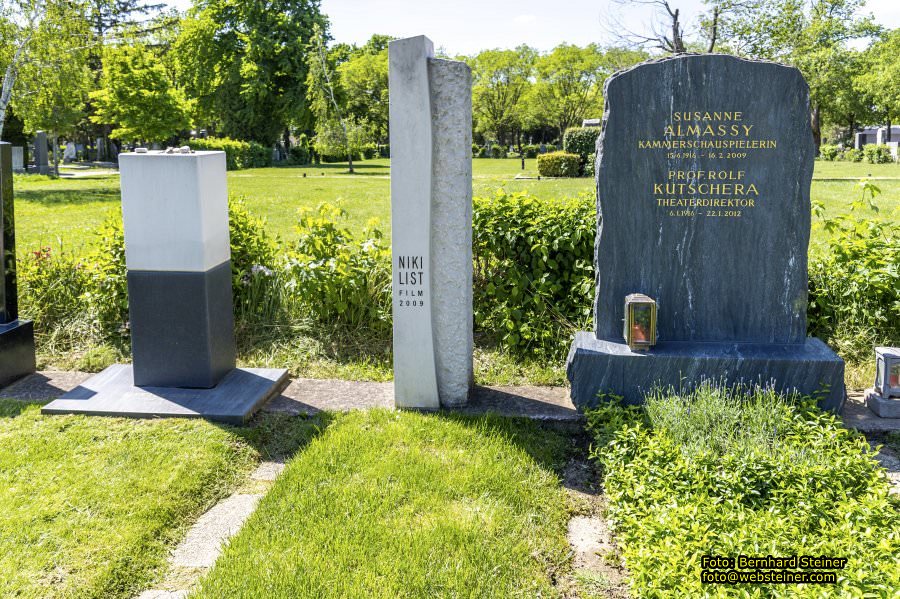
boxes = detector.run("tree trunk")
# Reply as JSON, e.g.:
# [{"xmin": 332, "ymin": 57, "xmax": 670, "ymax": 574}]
[{"xmin": 810, "ymin": 104, "xmax": 821, "ymax": 152}]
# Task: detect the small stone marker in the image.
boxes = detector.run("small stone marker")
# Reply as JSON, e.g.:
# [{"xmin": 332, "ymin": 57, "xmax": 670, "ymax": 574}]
[
  {"xmin": 567, "ymin": 55, "xmax": 844, "ymax": 411},
  {"xmin": 11, "ymin": 146, "xmax": 24, "ymax": 173},
  {"xmin": 0, "ymin": 142, "xmax": 36, "ymax": 386},
  {"xmin": 389, "ymin": 36, "xmax": 473, "ymax": 408},
  {"xmin": 43, "ymin": 151, "xmax": 287, "ymax": 422},
  {"xmin": 33, "ymin": 131, "xmax": 50, "ymax": 175}
]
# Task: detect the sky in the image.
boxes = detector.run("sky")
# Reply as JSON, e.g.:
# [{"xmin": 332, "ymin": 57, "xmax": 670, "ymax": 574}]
[{"xmin": 318, "ymin": 0, "xmax": 900, "ymax": 55}]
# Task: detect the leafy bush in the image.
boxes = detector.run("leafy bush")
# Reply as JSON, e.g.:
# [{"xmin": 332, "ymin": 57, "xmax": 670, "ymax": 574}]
[
  {"xmin": 286, "ymin": 204, "xmax": 391, "ymax": 336},
  {"xmin": 522, "ymin": 144, "xmax": 539, "ymax": 158},
  {"xmin": 562, "ymin": 127, "xmax": 601, "ymax": 162},
  {"xmin": 489, "ymin": 145, "xmax": 507, "ymax": 159},
  {"xmin": 536, "ymin": 151, "xmax": 581, "ymax": 177},
  {"xmin": 864, "ymin": 144, "xmax": 893, "ymax": 164},
  {"xmin": 809, "ymin": 181, "xmax": 900, "ymax": 360},
  {"xmin": 544, "ymin": 143, "xmax": 557, "ymax": 153},
  {"xmin": 584, "ymin": 153, "xmax": 596, "ymax": 178},
  {"xmin": 818, "ymin": 144, "xmax": 839, "ymax": 161},
  {"xmin": 472, "ymin": 191, "xmax": 593, "ymax": 356},
  {"xmin": 289, "ymin": 134, "xmax": 311, "ymax": 165},
  {"xmin": 842, "ymin": 148, "xmax": 864, "ymax": 162},
  {"xmin": 187, "ymin": 137, "xmax": 273, "ymax": 170},
  {"xmin": 586, "ymin": 385, "xmax": 900, "ymax": 598}
]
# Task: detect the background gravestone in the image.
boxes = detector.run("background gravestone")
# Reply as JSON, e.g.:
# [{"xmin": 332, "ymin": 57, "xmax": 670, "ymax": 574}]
[
  {"xmin": 567, "ymin": 54, "xmax": 845, "ymax": 411},
  {"xmin": 0, "ymin": 142, "xmax": 37, "ymax": 387},
  {"xmin": 33, "ymin": 131, "xmax": 50, "ymax": 175}
]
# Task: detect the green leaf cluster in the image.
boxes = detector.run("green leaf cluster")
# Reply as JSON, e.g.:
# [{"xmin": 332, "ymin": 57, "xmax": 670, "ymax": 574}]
[
  {"xmin": 809, "ymin": 181, "xmax": 900, "ymax": 360},
  {"xmin": 187, "ymin": 137, "xmax": 272, "ymax": 170},
  {"xmin": 90, "ymin": 43, "xmax": 191, "ymax": 143},
  {"xmin": 536, "ymin": 151, "xmax": 582, "ymax": 177},
  {"xmin": 586, "ymin": 384, "xmax": 900, "ymax": 597},
  {"xmin": 473, "ymin": 191, "xmax": 594, "ymax": 357}
]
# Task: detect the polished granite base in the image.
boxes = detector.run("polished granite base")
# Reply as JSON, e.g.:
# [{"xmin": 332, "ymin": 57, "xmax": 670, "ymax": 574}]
[
  {"xmin": 42, "ymin": 364, "xmax": 289, "ymax": 424},
  {"xmin": 566, "ymin": 333, "xmax": 845, "ymax": 412}
]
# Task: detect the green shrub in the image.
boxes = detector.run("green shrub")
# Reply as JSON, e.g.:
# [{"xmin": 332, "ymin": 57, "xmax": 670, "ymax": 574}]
[
  {"xmin": 289, "ymin": 144, "xmax": 310, "ymax": 165},
  {"xmin": 818, "ymin": 144, "xmax": 839, "ymax": 161},
  {"xmin": 287, "ymin": 204, "xmax": 391, "ymax": 336},
  {"xmin": 187, "ymin": 137, "xmax": 273, "ymax": 170},
  {"xmin": 562, "ymin": 127, "xmax": 601, "ymax": 162},
  {"xmin": 83, "ymin": 216, "xmax": 129, "ymax": 340},
  {"xmin": 864, "ymin": 144, "xmax": 893, "ymax": 164},
  {"xmin": 536, "ymin": 151, "xmax": 581, "ymax": 177},
  {"xmin": 842, "ymin": 148, "xmax": 864, "ymax": 162},
  {"xmin": 544, "ymin": 143, "xmax": 557, "ymax": 153},
  {"xmin": 584, "ymin": 153, "xmax": 596, "ymax": 178},
  {"xmin": 473, "ymin": 191, "xmax": 593, "ymax": 356},
  {"xmin": 489, "ymin": 145, "xmax": 507, "ymax": 159},
  {"xmin": 18, "ymin": 246, "xmax": 92, "ymax": 340},
  {"xmin": 809, "ymin": 181, "xmax": 900, "ymax": 360},
  {"xmin": 522, "ymin": 144, "xmax": 539, "ymax": 158},
  {"xmin": 586, "ymin": 385, "xmax": 900, "ymax": 598}
]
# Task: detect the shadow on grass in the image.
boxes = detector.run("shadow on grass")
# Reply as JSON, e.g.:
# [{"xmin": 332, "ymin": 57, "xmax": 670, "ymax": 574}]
[
  {"xmin": 430, "ymin": 411, "xmax": 586, "ymax": 480},
  {"xmin": 0, "ymin": 399, "xmax": 40, "ymax": 419},
  {"xmin": 274, "ymin": 162, "xmax": 389, "ymax": 171},
  {"xmin": 16, "ymin": 186, "xmax": 121, "ymax": 206},
  {"xmin": 230, "ymin": 410, "xmax": 336, "ymax": 464}
]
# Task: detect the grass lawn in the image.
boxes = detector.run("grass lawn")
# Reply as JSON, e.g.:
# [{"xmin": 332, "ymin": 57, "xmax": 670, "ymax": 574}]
[
  {"xmin": 193, "ymin": 410, "xmax": 573, "ymax": 598},
  {"xmin": 13, "ymin": 159, "xmax": 899, "ymax": 256},
  {"xmin": 0, "ymin": 400, "xmax": 262, "ymax": 598}
]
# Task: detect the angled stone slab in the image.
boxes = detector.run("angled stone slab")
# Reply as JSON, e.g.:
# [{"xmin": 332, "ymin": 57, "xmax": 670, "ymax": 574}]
[{"xmin": 41, "ymin": 364, "xmax": 288, "ymax": 424}]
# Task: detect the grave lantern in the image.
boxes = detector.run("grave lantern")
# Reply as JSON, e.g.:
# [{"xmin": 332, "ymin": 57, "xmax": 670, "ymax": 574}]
[
  {"xmin": 874, "ymin": 347, "xmax": 900, "ymax": 399},
  {"xmin": 624, "ymin": 293, "xmax": 657, "ymax": 351}
]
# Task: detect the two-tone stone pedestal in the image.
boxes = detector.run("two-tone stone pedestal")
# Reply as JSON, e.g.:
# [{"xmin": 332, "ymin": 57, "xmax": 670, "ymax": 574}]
[
  {"xmin": 43, "ymin": 150, "xmax": 286, "ymax": 423},
  {"xmin": 567, "ymin": 334, "xmax": 846, "ymax": 412},
  {"xmin": 0, "ymin": 142, "xmax": 36, "ymax": 387}
]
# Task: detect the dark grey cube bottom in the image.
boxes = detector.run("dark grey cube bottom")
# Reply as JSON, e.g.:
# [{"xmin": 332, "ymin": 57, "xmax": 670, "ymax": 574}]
[
  {"xmin": 566, "ymin": 333, "xmax": 845, "ymax": 412},
  {"xmin": 865, "ymin": 389, "xmax": 900, "ymax": 419},
  {"xmin": 128, "ymin": 261, "xmax": 235, "ymax": 388},
  {"xmin": 41, "ymin": 364, "xmax": 289, "ymax": 424},
  {"xmin": 0, "ymin": 320, "xmax": 36, "ymax": 388}
]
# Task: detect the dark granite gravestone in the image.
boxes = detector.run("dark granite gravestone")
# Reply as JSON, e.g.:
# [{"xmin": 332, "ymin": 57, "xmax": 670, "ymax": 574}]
[
  {"xmin": 566, "ymin": 54, "xmax": 845, "ymax": 411},
  {"xmin": 0, "ymin": 142, "xmax": 36, "ymax": 387}
]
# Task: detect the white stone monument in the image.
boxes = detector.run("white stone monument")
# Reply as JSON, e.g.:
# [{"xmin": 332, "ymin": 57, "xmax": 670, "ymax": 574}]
[
  {"xmin": 389, "ymin": 35, "xmax": 473, "ymax": 409},
  {"xmin": 43, "ymin": 149, "xmax": 287, "ymax": 423}
]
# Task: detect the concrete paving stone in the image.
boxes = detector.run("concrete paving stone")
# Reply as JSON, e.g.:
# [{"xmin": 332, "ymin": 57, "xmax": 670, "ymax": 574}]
[{"xmin": 171, "ymin": 494, "xmax": 262, "ymax": 569}]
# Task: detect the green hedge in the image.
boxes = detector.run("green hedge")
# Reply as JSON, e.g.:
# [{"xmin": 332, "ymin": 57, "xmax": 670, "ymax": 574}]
[
  {"xmin": 536, "ymin": 151, "xmax": 581, "ymax": 177},
  {"xmin": 586, "ymin": 386, "xmax": 900, "ymax": 597},
  {"xmin": 473, "ymin": 191, "xmax": 593, "ymax": 356},
  {"xmin": 864, "ymin": 144, "xmax": 893, "ymax": 164},
  {"xmin": 819, "ymin": 144, "xmax": 839, "ymax": 161},
  {"xmin": 562, "ymin": 127, "xmax": 601, "ymax": 161},
  {"xmin": 187, "ymin": 137, "xmax": 272, "ymax": 170}
]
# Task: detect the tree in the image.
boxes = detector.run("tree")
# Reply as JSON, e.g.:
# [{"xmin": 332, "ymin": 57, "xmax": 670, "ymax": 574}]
[
  {"xmin": 337, "ymin": 46, "xmax": 388, "ymax": 143},
  {"xmin": 855, "ymin": 29, "xmax": 900, "ymax": 141},
  {"xmin": 528, "ymin": 45, "xmax": 643, "ymax": 140},
  {"xmin": 307, "ymin": 22, "xmax": 368, "ymax": 172},
  {"xmin": 467, "ymin": 46, "xmax": 535, "ymax": 147},
  {"xmin": 1, "ymin": 0, "xmax": 92, "ymax": 139},
  {"xmin": 175, "ymin": 0, "xmax": 326, "ymax": 145},
  {"xmin": 90, "ymin": 43, "xmax": 191, "ymax": 143},
  {"xmin": 705, "ymin": 0, "xmax": 879, "ymax": 148}
]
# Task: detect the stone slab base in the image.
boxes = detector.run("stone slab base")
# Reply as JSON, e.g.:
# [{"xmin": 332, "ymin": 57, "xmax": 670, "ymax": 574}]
[
  {"xmin": 865, "ymin": 388, "xmax": 900, "ymax": 419},
  {"xmin": 0, "ymin": 320, "xmax": 36, "ymax": 388},
  {"xmin": 41, "ymin": 364, "xmax": 288, "ymax": 424},
  {"xmin": 566, "ymin": 333, "xmax": 845, "ymax": 412}
]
